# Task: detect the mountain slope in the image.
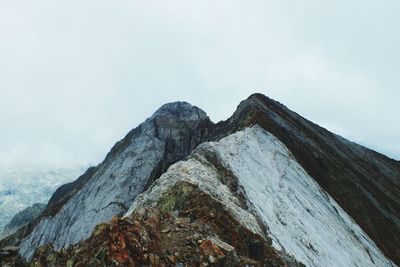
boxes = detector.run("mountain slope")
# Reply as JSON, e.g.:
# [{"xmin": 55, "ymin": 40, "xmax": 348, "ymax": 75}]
[
  {"xmin": 195, "ymin": 126, "xmax": 393, "ymax": 266},
  {"xmin": 215, "ymin": 94, "xmax": 400, "ymax": 263},
  {"xmin": 25, "ymin": 126, "xmax": 394, "ymax": 267},
  {"xmin": 19, "ymin": 102, "xmax": 212, "ymax": 259},
  {"xmin": 23, "ymin": 126, "xmax": 308, "ymax": 267}
]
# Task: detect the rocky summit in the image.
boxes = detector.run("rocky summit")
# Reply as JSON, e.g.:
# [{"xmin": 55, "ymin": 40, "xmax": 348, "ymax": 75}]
[{"xmin": 0, "ymin": 94, "xmax": 399, "ymax": 267}]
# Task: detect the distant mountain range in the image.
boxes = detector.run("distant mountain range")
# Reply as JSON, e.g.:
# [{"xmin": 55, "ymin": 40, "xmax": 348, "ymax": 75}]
[
  {"xmin": 0, "ymin": 167, "xmax": 84, "ymax": 238},
  {"xmin": 0, "ymin": 94, "xmax": 399, "ymax": 267}
]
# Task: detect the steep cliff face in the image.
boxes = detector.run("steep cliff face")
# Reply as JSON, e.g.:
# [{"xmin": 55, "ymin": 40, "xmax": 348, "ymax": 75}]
[
  {"xmin": 19, "ymin": 102, "xmax": 212, "ymax": 260},
  {"xmin": 2, "ymin": 94, "xmax": 399, "ymax": 266}
]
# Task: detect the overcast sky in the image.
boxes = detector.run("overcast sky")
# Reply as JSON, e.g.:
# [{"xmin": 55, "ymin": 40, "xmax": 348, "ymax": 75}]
[{"xmin": 0, "ymin": 0, "xmax": 399, "ymax": 170}]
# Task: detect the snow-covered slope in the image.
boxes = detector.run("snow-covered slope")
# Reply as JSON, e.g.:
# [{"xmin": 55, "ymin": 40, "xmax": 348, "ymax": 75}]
[
  {"xmin": 0, "ymin": 167, "xmax": 83, "ymax": 237},
  {"xmin": 127, "ymin": 126, "xmax": 394, "ymax": 267},
  {"xmin": 19, "ymin": 102, "xmax": 211, "ymax": 260}
]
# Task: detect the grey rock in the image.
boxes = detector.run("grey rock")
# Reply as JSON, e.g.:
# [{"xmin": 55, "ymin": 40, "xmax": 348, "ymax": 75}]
[
  {"xmin": 19, "ymin": 101, "xmax": 212, "ymax": 260},
  {"xmin": 127, "ymin": 126, "xmax": 394, "ymax": 266}
]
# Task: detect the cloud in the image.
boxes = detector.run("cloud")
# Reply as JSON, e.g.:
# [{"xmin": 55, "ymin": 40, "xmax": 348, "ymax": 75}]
[{"xmin": 0, "ymin": 0, "xmax": 399, "ymax": 170}]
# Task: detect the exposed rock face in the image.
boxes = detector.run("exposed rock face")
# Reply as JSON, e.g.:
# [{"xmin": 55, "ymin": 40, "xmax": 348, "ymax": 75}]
[
  {"xmin": 218, "ymin": 94, "xmax": 400, "ymax": 264},
  {"xmin": 26, "ymin": 129, "xmax": 306, "ymax": 266},
  {"xmin": 126, "ymin": 126, "xmax": 393, "ymax": 267},
  {"xmin": 24, "ymin": 126, "xmax": 394, "ymax": 266},
  {"xmin": 19, "ymin": 102, "xmax": 212, "ymax": 260},
  {"xmin": 2, "ymin": 93, "xmax": 398, "ymax": 266},
  {"xmin": 1, "ymin": 203, "xmax": 46, "ymax": 239}
]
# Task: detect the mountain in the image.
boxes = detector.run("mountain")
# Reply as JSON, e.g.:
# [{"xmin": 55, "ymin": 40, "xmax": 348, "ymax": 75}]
[
  {"xmin": 218, "ymin": 94, "xmax": 400, "ymax": 264},
  {"xmin": 1, "ymin": 94, "xmax": 399, "ymax": 266},
  {"xmin": 32, "ymin": 126, "xmax": 392, "ymax": 266},
  {"xmin": 18, "ymin": 102, "xmax": 212, "ymax": 259},
  {"xmin": 0, "ymin": 167, "xmax": 84, "ymax": 238}
]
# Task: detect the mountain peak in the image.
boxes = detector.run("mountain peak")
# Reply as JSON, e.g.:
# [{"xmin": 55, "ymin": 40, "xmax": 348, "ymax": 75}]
[
  {"xmin": 241, "ymin": 93, "xmax": 288, "ymax": 113},
  {"xmin": 151, "ymin": 101, "xmax": 209, "ymax": 121},
  {"xmin": 247, "ymin": 92, "xmax": 270, "ymax": 101}
]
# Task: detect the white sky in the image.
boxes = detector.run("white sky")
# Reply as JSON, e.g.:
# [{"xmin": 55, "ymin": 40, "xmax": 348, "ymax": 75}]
[{"xmin": 0, "ymin": 0, "xmax": 399, "ymax": 170}]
